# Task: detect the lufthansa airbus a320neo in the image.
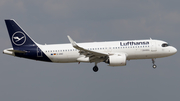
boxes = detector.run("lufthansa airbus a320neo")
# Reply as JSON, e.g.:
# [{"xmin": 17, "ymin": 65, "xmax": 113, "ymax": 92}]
[{"xmin": 3, "ymin": 19, "xmax": 177, "ymax": 72}]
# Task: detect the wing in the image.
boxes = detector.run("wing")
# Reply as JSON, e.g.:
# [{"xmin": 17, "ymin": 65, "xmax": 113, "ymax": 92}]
[{"xmin": 67, "ymin": 36, "xmax": 108, "ymax": 62}]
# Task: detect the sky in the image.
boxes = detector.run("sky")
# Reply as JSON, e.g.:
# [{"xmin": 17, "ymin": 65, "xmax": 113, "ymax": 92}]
[{"xmin": 0, "ymin": 0, "xmax": 180, "ymax": 101}]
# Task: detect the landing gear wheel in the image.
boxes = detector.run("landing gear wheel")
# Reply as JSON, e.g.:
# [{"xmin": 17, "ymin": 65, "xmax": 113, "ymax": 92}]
[
  {"xmin": 93, "ymin": 66, "xmax": 98, "ymax": 72},
  {"xmin": 152, "ymin": 59, "xmax": 157, "ymax": 69},
  {"xmin": 152, "ymin": 64, "xmax": 157, "ymax": 69}
]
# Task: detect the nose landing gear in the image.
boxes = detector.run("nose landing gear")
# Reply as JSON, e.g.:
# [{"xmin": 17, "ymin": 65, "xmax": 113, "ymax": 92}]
[
  {"xmin": 153, "ymin": 64, "xmax": 157, "ymax": 69},
  {"xmin": 152, "ymin": 59, "xmax": 157, "ymax": 69}
]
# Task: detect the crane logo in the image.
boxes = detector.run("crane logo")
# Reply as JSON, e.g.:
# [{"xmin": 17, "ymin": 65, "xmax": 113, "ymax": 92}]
[{"xmin": 12, "ymin": 31, "xmax": 26, "ymax": 46}]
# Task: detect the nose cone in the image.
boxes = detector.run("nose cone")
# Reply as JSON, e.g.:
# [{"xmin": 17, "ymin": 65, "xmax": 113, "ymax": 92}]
[{"xmin": 171, "ymin": 47, "xmax": 177, "ymax": 55}]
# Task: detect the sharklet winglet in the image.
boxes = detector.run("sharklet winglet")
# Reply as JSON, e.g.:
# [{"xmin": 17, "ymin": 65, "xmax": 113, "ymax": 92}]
[{"xmin": 67, "ymin": 35, "xmax": 78, "ymax": 47}]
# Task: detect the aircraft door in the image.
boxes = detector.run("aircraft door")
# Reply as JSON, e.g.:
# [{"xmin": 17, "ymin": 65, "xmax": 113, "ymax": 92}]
[
  {"xmin": 37, "ymin": 47, "xmax": 42, "ymax": 57},
  {"xmin": 151, "ymin": 42, "xmax": 157, "ymax": 52}
]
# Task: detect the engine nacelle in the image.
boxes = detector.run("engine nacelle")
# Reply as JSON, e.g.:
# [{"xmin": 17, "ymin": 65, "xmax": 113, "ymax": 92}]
[{"xmin": 105, "ymin": 53, "xmax": 127, "ymax": 66}]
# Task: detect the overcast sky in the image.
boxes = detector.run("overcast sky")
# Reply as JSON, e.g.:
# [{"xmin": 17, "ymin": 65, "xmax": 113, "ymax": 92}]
[{"xmin": 0, "ymin": 0, "xmax": 180, "ymax": 101}]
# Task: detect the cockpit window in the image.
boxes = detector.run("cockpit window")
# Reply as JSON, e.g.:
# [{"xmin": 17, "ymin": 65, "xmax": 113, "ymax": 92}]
[{"xmin": 162, "ymin": 43, "xmax": 169, "ymax": 47}]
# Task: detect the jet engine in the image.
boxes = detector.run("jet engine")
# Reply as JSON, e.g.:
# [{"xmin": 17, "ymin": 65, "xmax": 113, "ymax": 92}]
[{"xmin": 104, "ymin": 53, "xmax": 127, "ymax": 66}]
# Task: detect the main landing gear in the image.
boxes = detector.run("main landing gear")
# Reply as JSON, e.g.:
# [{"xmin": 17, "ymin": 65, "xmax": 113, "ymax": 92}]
[
  {"xmin": 152, "ymin": 59, "xmax": 157, "ymax": 69},
  {"xmin": 93, "ymin": 65, "xmax": 99, "ymax": 72},
  {"xmin": 93, "ymin": 62, "xmax": 99, "ymax": 72}
]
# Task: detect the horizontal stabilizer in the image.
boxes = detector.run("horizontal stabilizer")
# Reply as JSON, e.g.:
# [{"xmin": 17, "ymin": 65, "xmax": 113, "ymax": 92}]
[
  {"xmin": 9, "ymin": 49, "xmax": 27, "ymax": 53},
  {"xmin": 3, "ymin": 48, "xmax": 27, "ymax": 56}
]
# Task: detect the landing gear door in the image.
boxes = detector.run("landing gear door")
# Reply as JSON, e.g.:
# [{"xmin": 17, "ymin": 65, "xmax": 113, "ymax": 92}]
[
  {"xmin": 37, "ymin": 47, "xmax": 43, "ymax": 57},
  {"xmin": 151, "ymin": 42, "xmax": 157, "ymax": 52}
]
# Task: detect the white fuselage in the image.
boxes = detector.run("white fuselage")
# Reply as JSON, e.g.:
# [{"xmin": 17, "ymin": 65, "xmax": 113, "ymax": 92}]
[{"xmin": 37, "ymin": 39, "xmax": 177, "ymax": 63}]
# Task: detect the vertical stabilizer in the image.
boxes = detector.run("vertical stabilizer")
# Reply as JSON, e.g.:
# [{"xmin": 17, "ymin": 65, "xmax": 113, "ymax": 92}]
[{"xmin": 5, "ymin": 19, "xmax": 37, "ymax": 49}]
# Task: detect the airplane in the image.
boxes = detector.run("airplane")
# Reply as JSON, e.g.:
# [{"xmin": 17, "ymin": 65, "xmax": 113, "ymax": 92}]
[{"xmin": 3, "ymin": 19, "xmax": 177, "ymax": 72}]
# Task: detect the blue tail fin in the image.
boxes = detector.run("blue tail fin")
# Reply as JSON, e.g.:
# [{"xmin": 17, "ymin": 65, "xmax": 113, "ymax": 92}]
[{"xmin": 5, "ymin": 19, "xmax": 36, "ymax": 49}]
